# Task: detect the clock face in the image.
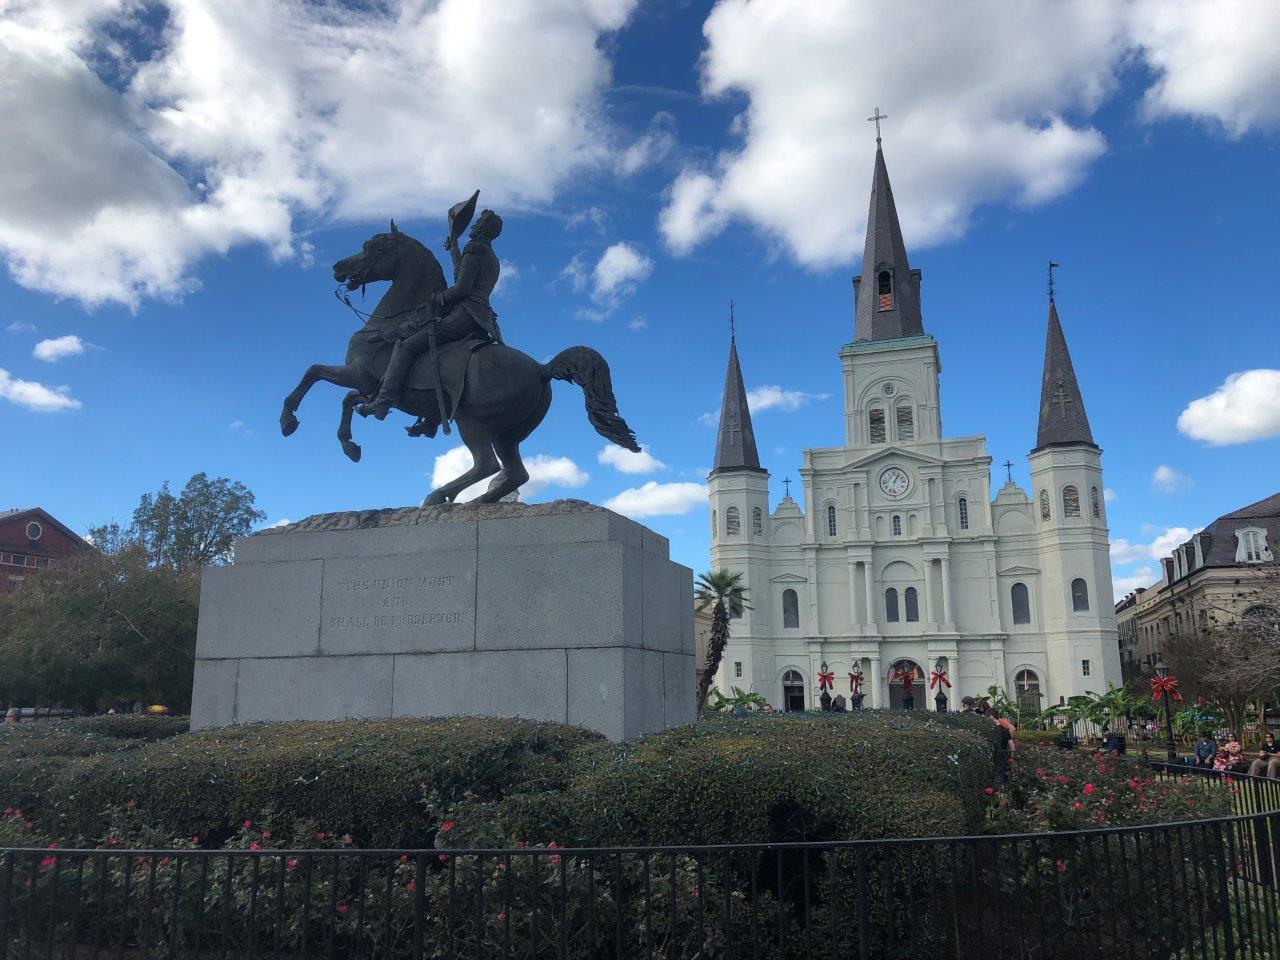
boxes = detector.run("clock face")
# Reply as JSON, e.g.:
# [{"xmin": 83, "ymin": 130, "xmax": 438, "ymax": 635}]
[{"xmin": 880, "ymin": 467, "xmax": 910, "ymax": 498}]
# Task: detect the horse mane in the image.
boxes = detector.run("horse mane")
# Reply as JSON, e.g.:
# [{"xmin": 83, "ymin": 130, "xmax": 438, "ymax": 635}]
[{"xmin": 395, "ymin": 233, "xmax": 446, "ymax": 291}]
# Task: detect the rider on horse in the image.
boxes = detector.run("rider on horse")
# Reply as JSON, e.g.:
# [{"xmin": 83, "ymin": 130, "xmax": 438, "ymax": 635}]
[{"xmin": 356, "ymin": 205, "xmax": 504, "ymax": 421}]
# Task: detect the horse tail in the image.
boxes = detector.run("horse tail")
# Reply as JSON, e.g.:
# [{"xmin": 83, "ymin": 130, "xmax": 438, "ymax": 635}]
[{"xmin": 541, "ymin": 346, "xmax": 640, "ymax": 452}]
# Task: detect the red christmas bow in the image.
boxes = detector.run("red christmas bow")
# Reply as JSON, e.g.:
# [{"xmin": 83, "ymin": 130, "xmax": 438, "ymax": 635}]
[
  {"xmin": 1150, "ymin": 675, "xmax": 1183, "ymax": 702},
  {"xmin": 849, "ymin": 670, "xmax": 863, "ymax": 693},
  {"xmin": 929, "ymin": 669, "xmax": 951, "ymax": 690},
  {"xmin": 818, "ymin": 669, "xmax": 835, "ymax": 691}
]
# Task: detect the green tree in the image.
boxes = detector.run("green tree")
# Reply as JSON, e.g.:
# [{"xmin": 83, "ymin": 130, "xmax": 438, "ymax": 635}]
[
  {"xmin": 0, "ymin": 545, "xmax": 198, "ymax": 713},
  {"xmin": 112, "ymin": 473, "xmax": 266, "ymax": 572},
  {"xmin": 694, "ymin": 569, "xmax": 750, "ymax": 709}
]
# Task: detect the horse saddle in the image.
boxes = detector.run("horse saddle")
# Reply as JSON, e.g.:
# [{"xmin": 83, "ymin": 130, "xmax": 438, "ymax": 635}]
[{"xmin": 401, "ymin": 335, "xmax": 490, "ymax": 419}]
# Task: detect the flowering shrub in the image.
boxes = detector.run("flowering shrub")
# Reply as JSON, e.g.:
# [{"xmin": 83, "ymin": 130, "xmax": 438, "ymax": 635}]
[{"xmin": 984, "ymin": 745, "xmax": 1232, "ymax": 834}]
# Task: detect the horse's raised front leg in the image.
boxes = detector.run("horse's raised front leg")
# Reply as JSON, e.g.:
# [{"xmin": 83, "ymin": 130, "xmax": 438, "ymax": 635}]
[
  {"xmin": 421, "ymin": 426, "xmax": 499, "ymax": 506},
  {"xmin": 280, "ymin": 364, "xmax": 366, "ymax": 437},
  {"xmin": 338, "ymin": 391, "xmax": 363, "ymax": 462}
]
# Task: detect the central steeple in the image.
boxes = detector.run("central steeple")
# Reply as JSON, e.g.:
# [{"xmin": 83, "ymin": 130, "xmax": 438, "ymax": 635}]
[{"xmin": 852, "ymin": 143, "xmax": 925, "ymax": 342}]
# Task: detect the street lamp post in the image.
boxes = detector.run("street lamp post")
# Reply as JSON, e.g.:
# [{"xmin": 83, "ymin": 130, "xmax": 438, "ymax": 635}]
[{"xmin": 1155, "ymin": 662, "xmax": 1178, "ymax": 762}]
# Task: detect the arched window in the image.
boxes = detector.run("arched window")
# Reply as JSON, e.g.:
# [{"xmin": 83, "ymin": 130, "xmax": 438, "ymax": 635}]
[
  {"xmin": 958, "ymin": 497, "xmax": 969, "ymax": 531},
  {"xmin": 826, "ymin": 504, "xmax": 838, "ymax": 538},
  {"xmin": 868, "ymin": 407, "xmax": 887, "ymax": 443},
  {"xmin": 896, "ymin": 404, "xmax": 914, "ymax": 441},
  {"xmin": 885, "ymin": 588, "xmax": 900, "ymax": 622},
  {"xmin": 1091, "ymin": 486, "xmax": 1100, "ymax": 519},
  {"xmin": 752, "ymin": 507, "xmax": 763, "ymax": 536},
  {"xmin": 1071, "ymin": 578, "xmax": 1089, "ymax": 612},
  {"xmin": 782, "ymin": 589, "xmax": 799, "ymax": 628},
  {"xmin": 904, "ymin": 586, "xmax": 919, "ymax": 622},
  {"xmin": 1244, "ymin": 605, "xmax": 1280, "ymax": 626},
  {"xmin": 1063, "ymin": 485, "xmax": 1081, "ymax": 518},
  {"xmin": 1039, "ymin": 490, "xmax": 1051, "ymax": 521},
  {"xmin": 725, "ymin": 506, "xmax": 740, "ymax": 537},
  {"xmin": 877, "ymin": 269, "xmax": 893, "ymax": 310},
  {"xmin": 1015, "ymin": 669, "xmax": 1042, "ymax": 712},
  {"xmin": 711, "ymin": 510, "xmax": 717, "ymax": 538},
  {"xmin": 891, "ymin": 515, "xmax": 902, "ymax": 536},
  {"xmin": 1011, "ymin": 582, "xmax": 1031, "ymax": 625}
]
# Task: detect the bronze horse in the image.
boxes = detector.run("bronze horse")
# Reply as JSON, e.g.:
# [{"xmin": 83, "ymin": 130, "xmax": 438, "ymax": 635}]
[{"xmin": 279, "ymin": 223, "xmax": 640, "ymax": 504}]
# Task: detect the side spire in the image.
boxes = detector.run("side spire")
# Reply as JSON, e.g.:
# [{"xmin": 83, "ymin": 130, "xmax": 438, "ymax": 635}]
[
  {"xmin": 712, "ymin": 307, "xmax": 763, "ymax": 474},
  {"xmin": 853, "ymin": 138, "xmax": 924, "ymax": 342},
  {"xmin": 1034, "ymin": 290, "xmax": 1095, "ymax": 451}
]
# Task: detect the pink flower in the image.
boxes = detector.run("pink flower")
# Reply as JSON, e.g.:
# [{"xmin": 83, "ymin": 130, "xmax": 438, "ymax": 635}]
[
  {"xmin": 440, "ymin": 821, "xmax": 456, "ymax": 832},
  {"xmin": 496, "ymin": 911, "xmax": 505, "ymax": 922},
  {"xmin": 242, "ymin": 820, "xmax": 253, "ymax": 829},
  {"xmin": 1083, "ymin": 783, "xmax": 1095, "ymax": 795},
  {"xmin": 438, "ymin": 854, "xmax": 449, "ymax": 863},
  {"xmin": 342, "ymin": 834, "xmax": 353, "ymax": 846},
  {"xmin": 337, "ymin": 903, "xmax": 349, "ymax": 915},
  {"xmin": 287, "ymin": 858, "xmax": 300, "ymax": 870},
  {"xmin": 39, "ymin": 856, "xmax": 56, "ymax": 869},
  {"xmin": 398, "ymin": 854, "xmax": 410, "ymax": 863},
  {"xmin": 1034, "ymin": 769, "xmax": 1045, "ymax": 778},
  {"xmin": 126, "ymin": 800, "xmax": 136, "ymax": 809},
  {"xmin": 260, "ymin": 830, "xmax": 271, "ymax": 840},
  {"xmin": 1073, "ymin": 802, "xmax": 1083, "ymax": 811},
  {"xmin": 250, "ymin": 842, "xmax": 262, "ymax": 851},
  {"xmin": 191, "ymin": 837, "xmax": 201, "ymax": 845},
  {"xmin": 406, "ymin": 880, "xmax": 417, "ymax": 892},
  {"xmin": 984, "ymin": 787, "xmax": 994, "ymax": 795},
  {"xmin": 1055, "ymin": 860, "xmax": 1066, "ymax": 873},
  {"xmin": 314, "ymin": 832, "xmax": 327, "ymax": 841}
]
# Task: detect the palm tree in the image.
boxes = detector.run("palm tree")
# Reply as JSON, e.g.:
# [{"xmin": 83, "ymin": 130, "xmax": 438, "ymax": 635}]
[{"xmin": 694, "ymin": 569, "xmax": 751, "ymax": 709}]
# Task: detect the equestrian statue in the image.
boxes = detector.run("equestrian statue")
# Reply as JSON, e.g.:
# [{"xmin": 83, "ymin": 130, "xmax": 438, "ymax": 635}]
[{"xmin": 279, "ymin": 192, "xmax": 640, "ymax": 505}]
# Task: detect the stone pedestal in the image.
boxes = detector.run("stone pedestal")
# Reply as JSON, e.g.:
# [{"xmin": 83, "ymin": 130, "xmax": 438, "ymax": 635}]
[{"xmin": 190, "ymin": 500, "xmax": 695, "ymax": 741}]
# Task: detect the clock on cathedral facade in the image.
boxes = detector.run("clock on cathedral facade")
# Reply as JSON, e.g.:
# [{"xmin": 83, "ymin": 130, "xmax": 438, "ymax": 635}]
[{"xmin": 707, "ymin": 140, "xmax": 1121, "ymax": 713}]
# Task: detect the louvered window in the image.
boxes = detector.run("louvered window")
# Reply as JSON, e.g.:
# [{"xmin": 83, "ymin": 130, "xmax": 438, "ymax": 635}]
[
  {"xmin": 877, "ymin": 270, "xmax": 893, "ymax": 310},
  {"xmin": 958, "ymin": 497, "xmax": 969, "ymax": 531},
  {"xmin": 896, "ymin": 405, "xmax": 914, "ymax": 441},
  {"xmin": 869, "ymin": 408, "xmax": 886, "ymax": 443},
  {"xmin": 1063, "ymin": 485, "xmax": 1081, "ymax": 518},
  {"xmin": 752, "ymin": 507, "xmax": 763, "ymax": 536},
  {"xmin": 1091, "ymin": 486, "xmax": 1100, "ymax": 519},
  {"xmin": 1039, "ymin": 490, "xmax": 1051, "ymax": 521},
  {"xmin": 725, "ymin": 506, "xmax": 740, "ymax": 537}
]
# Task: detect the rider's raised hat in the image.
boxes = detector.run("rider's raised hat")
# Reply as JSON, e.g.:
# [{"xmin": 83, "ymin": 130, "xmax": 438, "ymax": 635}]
[{"xmin": 448, "ymin": 190, "xmax": 480, "ymax": 244}]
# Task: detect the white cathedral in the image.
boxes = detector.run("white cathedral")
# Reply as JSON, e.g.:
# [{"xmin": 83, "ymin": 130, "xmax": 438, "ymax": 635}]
[{"xmin": 709, "ymin": 141, "xmax": 1122, "ymax": 713}]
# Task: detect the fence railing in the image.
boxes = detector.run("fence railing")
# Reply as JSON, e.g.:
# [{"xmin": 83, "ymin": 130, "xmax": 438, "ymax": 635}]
[{"xmin": 3, "ymin": 763, "xmax": 1279, "ymax": 959}]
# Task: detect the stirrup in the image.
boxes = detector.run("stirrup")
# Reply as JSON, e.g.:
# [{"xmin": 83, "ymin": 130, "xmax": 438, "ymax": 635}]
[{"xmin": 357, "ymin": 397, "xmax": 393, "ymax": 420}]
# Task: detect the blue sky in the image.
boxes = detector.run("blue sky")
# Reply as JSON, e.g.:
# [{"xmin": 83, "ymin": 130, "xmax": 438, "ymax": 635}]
[{"xmin": 3, "ymin": 0, "xmax": 1279, "ymax": 600}]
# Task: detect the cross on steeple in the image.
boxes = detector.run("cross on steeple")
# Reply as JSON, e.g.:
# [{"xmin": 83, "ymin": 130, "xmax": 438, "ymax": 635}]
[
  {"xmin": 1051, "ymin": 381, "xmax": 1074, "ymax": 417},
  {"xmin": 1047, "ymin": 260, "xmax": 1060, "ymax": 303},
  {"xmin": 783, "ymin": 477, "xmax": 792, "ymax": 498},
  {"xmin": 867, "ymin": 107, "xmax": 888, "ymax": 143},
  {"xmin": 729, "ymin": 299, "xmax": 736, "ymax": 340},
  {"xmin": 1003, "ymin": 459, "xmax": 1014, "ymax": 483}
]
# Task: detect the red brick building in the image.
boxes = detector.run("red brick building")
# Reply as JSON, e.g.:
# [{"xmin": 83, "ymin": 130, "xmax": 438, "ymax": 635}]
[{"xmin": 0, "ymin": 508, "xmax": 90, "ymax": 595}]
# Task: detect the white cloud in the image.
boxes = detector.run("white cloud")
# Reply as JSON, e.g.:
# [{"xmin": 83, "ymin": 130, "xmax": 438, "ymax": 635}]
[
  {"xmin": 6, "ymin": 322, "xmax": 35, "ymax": 334},
  {"xmin": 628, "ymin": 315, "xmax": 647, "ymax": 331},
  {"xmin": 1130, "ymin": 0, "xmax": 1280, "ymax": 135},
  {"xmin": 1151, "ymin": 464, "xmax": 1193, "ymax": 494},
  {"xmin": 1113, "ymin": 566, "xmax": 1158, "ymax": 601},
  {"xmin": 603, "ymin": 481, "xmax": 708, "ymax": 519},
  {"xmin": 662, "ymin": 0, "xmax": 1280, "ymax": 267},
  {"xmin": 615, "ymin": 112, "xmax": 677, "ymax": 176},
  {"xmin": 661, "ymin": 0, "xmax": 1120, "ymax": 264},
  {"xmin": 0, "ymin": 367, "xmax": 81, "ymax": 411},
  {"xmin": 32, "ymin": 334, "xmax": 86, "ymax": 362},
  {"xmin": 266, "ymin": 518, "xmax": 292, "ymax": 529},
  {"xmin": 592, "ymin": 242, "xmax": 653, "ymax": 303},
  {"xmin": 1177, "ymin": 370, "xmax": 1280, "ymax": 445},
  {"xmin": 1104, "ymin": 488, "xmax": 1118, "ymax": 503},
  {"xmin": 1111, "ymin": 525, "xmax": 1202, "ymax": 565},
  {"xmin": 0, "ymin": 0, "xmax": 639, "ymax": 306},
  {"xmin": 700, "ymin": 384, "xmax": 829, "ymax": 425},
  {"xmin": 229, "ymin": 420, "xmax": 246, "ymax": 430},
  {"xmin": 430, "ymin": 446, "xmax": 587, "ymax": 503},
  {"xmin": 598, "ymin": 443, "xmax": 665, "ymax": 474}
]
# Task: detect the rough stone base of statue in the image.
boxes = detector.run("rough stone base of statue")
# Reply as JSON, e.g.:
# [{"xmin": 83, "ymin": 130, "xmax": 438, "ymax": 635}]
[{"xmin": 190, "ymin": 500, "xmax": 695, "ymax": 741}]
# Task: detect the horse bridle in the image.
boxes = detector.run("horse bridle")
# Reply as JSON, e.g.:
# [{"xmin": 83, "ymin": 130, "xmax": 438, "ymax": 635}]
[{"xmin": 334, "ymin": 236, "xmax": 434, "ymax": 325}]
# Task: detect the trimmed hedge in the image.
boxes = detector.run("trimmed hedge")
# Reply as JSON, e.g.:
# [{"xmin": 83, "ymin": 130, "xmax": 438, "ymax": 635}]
[{"xmin": 21, "ymin": 718, "xmax": 603, "ymax": 848}]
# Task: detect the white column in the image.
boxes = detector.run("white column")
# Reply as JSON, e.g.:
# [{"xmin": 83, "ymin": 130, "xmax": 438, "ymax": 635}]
[
  {"xmin": 950, "ymin": 648, "xmax": 963, "ymax": 704},
  {"xmin": 941, "ymin": 556, "xmax": 956, "ymax": 630},
  {"xmin": 863, "ymin": 561, "xmax": 876, "ymax": 634},
  {"xmin": 922, "ymin": 559, "xmax": 937, "ymax": 630},
  {"xmin": 869, "ymin": 654, "xmax": 883, "ymax": 709}
]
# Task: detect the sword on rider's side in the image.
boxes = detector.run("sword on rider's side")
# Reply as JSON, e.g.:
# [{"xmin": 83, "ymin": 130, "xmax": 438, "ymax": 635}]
[{"xmin": 420, "ymin": 305, "xmax": 452, "ymax": 436}]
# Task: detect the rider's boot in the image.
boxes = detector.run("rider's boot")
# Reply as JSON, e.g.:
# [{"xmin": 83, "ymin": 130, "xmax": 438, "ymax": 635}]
[{"xmin": 357, "ymin": 341, "xmax": 414, "ymax": 420}]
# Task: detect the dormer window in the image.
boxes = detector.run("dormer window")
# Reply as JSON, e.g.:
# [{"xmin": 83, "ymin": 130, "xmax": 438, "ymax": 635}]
[
  {"xmin": 877, "ymin": 270, "xmax": 893, "ymax": 310},
  {"xmin": 1237, "ymin": 528, "xmax": 1272, "ymax": 563}
]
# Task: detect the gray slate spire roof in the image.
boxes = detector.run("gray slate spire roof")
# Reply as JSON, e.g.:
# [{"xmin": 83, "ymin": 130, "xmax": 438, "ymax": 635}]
[
  {"xmin": 1034, "ymin": 299, "xmax": 1096, "ymax": 451},
  {"xmin": 712, "ymin": 334, "xmax": 764, "ymax": 474},
  {"xmin": 853, "ymin": 144, "xmax": 925, "ymax": 342}
]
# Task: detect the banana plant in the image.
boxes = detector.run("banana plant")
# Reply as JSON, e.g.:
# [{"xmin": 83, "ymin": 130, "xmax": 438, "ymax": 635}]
[{"xmin": 707, "ymin": 686, "xmax": 769, "ymax": 714}]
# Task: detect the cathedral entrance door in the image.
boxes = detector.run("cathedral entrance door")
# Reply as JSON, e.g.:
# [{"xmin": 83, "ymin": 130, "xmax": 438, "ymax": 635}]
[
  {"xmin": 887, "ymin": 659, "xmax": 924, "ymax": 710},
  {"xmin": 781, "ymin": 670, "xmax": 806, "ymax": 712}
]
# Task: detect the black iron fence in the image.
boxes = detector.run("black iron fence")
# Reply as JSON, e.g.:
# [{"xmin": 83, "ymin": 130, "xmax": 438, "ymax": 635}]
[{"xmin": 3, "ymin": 763, "xmax": 1279, "ymax": 959}]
